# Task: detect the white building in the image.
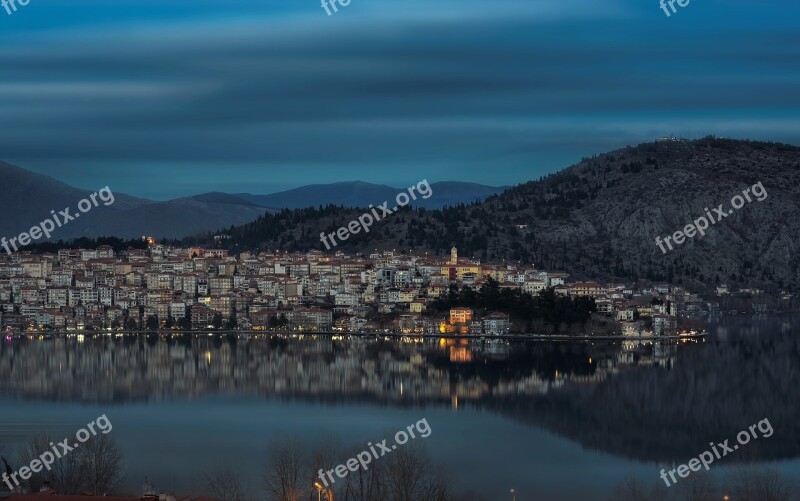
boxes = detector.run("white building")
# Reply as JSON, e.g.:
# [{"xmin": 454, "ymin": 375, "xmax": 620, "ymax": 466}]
[{"xmin": 483, "ymin": 312, "xmax": 510, "ymax": 335}]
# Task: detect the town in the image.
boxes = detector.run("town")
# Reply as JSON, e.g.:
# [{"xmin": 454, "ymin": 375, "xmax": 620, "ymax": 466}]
[{"xmin": 0, "ymin": 241, "xmax": 721, "ymax": 337}]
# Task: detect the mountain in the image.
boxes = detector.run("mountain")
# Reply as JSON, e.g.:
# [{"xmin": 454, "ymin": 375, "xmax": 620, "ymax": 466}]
[
  {"xmin": 0, "ymin": 162, "xmax": 501, "ymax": 241},
  {"xmin": 0, "ymin": 162, "xmax": 267, "ymax": 240},
  {"xmin": 74, "ymin": 193, "xmax": 267, "ymax": 240},
  {"xmin": 193, "ymin": 138, "xmax": 800, "ymax": 289},
  {"xmin": 236, "ymin": 181, "xmax": 505, "ymax": 210}
]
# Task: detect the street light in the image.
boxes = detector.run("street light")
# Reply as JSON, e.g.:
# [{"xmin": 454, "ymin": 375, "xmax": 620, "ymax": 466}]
[
  {"xmin": 314, "ymin": 482, "xmax": 333, "ymax": 501},
  {"xmin": 510, "ymin": 488, "xmax": 516, "ymax": 501}
]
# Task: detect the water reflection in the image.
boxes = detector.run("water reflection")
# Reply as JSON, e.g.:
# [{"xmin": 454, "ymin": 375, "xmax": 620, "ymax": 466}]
[
  {"xmin": 0, "ymin": 315, "xmax": 797, "ymax": 465},
  {"xmin": 0, "ymin": 334, "xmax": 674, "ymax": 405}
]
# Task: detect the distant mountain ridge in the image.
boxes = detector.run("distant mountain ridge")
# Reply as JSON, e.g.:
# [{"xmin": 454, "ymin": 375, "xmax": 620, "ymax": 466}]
[
  {"xmin": 0, "ymin": 162, "xmax": 506, "ymax": 241},
  {"xmin": 0, "ymin": 162, "xmax": 268, "ymax": 240},
  {"xmin": 236, "ymin": 181, "xmax": 505, "ymax": 210}
]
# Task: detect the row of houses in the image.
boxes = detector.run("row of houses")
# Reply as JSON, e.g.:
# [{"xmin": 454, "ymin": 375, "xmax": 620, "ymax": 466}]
[{"xmin": 0, "ymin": 244, "xmax": 691, "ymax": 334}]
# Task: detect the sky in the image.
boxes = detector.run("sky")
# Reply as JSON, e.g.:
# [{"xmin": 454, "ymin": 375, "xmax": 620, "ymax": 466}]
[{"xmin": 1, "ymin": 0, "xmax": 799, "ymax": 199}]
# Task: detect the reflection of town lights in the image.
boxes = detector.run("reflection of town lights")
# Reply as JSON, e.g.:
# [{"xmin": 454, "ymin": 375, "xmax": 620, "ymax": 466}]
[{"xmin": 205, "ymin": 351, "xmax": 212, "ymax": 364}]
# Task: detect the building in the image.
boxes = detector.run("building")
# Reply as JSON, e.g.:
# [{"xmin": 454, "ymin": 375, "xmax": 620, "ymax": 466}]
[
  {"xmin": 449, "ymin": 307, "xmax": 473, "ymax": 325},
  {"xmin": 652, "ymin": 313, "xmax": 677, "ymax": 334},
  {"xmin": 569, "ymin": 281, "xmax": 606, "ymax": 298},
  {"xmin": 191, "ymin": 305, "xmax": 218, "ymax": 328},
  {"xmin": 483, "ymin": 312, "xmax": 510, "ymax": 335},
  {"xmin": 286, "ymin": 307, "xmax": 332, "ymax": 331}
]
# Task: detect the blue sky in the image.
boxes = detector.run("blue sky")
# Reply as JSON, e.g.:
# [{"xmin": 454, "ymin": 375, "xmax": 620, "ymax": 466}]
[{"xmin": 1, "ymin": 0, "xmax": 799, "ymax": 199}]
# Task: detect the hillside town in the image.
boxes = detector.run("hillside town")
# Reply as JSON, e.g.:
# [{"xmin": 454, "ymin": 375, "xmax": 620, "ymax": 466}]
[{"xmin": 0, "ymin": 242, "xmax": 717, "ymax": 336}]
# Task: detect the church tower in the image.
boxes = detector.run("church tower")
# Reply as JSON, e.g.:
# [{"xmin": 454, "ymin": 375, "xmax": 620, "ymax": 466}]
[{"xmin": 450, "ymin": 246, "xmax": 458, "ymax": 265}]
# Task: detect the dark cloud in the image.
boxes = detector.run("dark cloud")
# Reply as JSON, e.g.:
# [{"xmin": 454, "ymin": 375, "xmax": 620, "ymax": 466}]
[{"xmin": 0, "ymin": 0, "xmax": 798, "ymax": 198}]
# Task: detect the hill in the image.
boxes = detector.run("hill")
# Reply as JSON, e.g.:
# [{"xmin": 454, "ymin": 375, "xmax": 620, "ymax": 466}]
[{"xmin": 190, "ymin": 138, "xmax": 800, "ymax": 289}]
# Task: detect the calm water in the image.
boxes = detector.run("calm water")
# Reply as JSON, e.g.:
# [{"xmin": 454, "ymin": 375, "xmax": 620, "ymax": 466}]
[{"xmin": 1, "ymin": 316, "xmax": 799, "ymax": 500}]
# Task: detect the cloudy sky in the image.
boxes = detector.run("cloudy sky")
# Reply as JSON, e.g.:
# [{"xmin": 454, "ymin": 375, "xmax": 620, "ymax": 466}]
[{"xmin": 1, "ymin": 0, "xmax": 799, "ymax": 199}]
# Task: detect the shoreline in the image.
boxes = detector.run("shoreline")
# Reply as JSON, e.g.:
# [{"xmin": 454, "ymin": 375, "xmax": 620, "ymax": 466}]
[{"xmin": 5, "ymin": 330, "xmax": 708, "ymax": 342}]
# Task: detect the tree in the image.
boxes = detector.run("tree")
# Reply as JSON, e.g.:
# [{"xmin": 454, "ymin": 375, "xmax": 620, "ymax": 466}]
[
  {"xmin": 125, "ymin": 317, "xmax": 138, "ymax": 331},
  {"xmin": 607, "ymin": 477, "xmax": 665, "ymax": 501},
  {"xmin": 609, "ymin": 467, "xmax": 798, "ymax": 501},
  {"xmin": 263, "ymin": 436, "xmax": 308, "ymax": 501},
  {"xmin": 203, "ymin": 469, "xmax": 248, "ymax": 501},
  {"xmin": 20, "ymin": 433, "xmax": 84, "ymax": 494},
  {"xmin": 212, "ymin": 313, "xmax": 223, "ymax": 330},
  {"xmin": 18, "ymin": 433, "xmax": 51, "ymax": 492},
  {"xmin": 342, "ymin": 444, "xmax": 386, "ymax": 501},
  {"xmin": 269, "ymin": 315, "xmax": 288, "ymax": 330},
  {"xmin": 177, "ymin": 317, "xmax": 192, "ymax": 331},
  {"xmin": 674, "ymin": 473, "xmax": 717, "ymax": 501},
  {"xmin": 727, "ymin": 464, "xmax": 794, "ymax": 501},
  {"xmin": 382, "ymin": 443, "xmax": 451, "ymax": 501},
  {"xmin": 145, "ymin": 316, "xmax": 159, "ymax": 331},
  {"xmin": 81, "ymin": 435, "xmax": 125, "ymax": 496}
]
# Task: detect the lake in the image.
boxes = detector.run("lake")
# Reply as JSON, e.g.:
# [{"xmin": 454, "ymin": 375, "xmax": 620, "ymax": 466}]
[{"xmin": 1, "ymin": 316, "xmax": 798, "ymax": 500}]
